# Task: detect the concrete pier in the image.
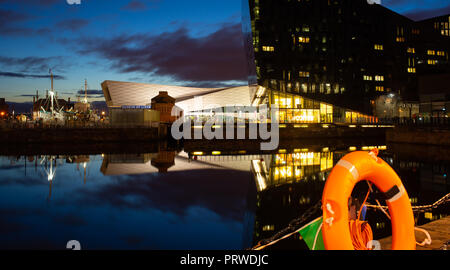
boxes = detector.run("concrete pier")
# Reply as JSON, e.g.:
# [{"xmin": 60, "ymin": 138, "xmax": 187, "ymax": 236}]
[
  {"xmin": 0, "ymin": 126, "xmax": 167, "ymax": 144},
  {"xmin": 387, "ymin": 128, "xmax": 450, "ymax": 146},
  {"xmin": 379, "ymin": 216, "xmax": 450, "ymax": 250}
]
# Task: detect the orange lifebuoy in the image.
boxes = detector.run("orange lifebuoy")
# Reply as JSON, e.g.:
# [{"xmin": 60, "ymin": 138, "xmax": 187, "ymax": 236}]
[{"xmin": 321, "ymin": 149, "xmax": 416, "ymax": 250}]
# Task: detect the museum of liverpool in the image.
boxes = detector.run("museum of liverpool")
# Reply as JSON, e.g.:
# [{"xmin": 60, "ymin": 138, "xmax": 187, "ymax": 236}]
[{"xmin": 101, "ymin": 80, "xmax": 377, "ymax": 125}]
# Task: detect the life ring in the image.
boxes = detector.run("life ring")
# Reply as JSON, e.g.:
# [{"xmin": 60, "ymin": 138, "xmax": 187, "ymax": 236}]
[{"xmin": 321, "ymin": 149, "xmax": 416, "ymax": 250}]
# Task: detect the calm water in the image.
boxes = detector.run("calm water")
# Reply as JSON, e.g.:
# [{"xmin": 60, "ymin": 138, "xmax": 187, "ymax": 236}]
[{"xmin": 0, "ymin": 141, "xmax": 448, "ymax": 250}]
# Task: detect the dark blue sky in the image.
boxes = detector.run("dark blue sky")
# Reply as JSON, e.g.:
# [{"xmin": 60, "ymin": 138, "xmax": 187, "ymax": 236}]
[{"xmin": 0, "ymin": 0, "xmax": 449, "ymax": 102}]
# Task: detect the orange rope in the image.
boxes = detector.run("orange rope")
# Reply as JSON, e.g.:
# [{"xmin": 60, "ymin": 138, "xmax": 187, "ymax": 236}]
[
  {"xmin": 358, "ymin": 182, "xmax": 372, "ymax": 220},
  {"xmin": 349, "ymin": 220, "xmax": 374, "ymax": 250},
  {"xmin": 350, "ymin": 181, "xmax": 374, "ymax": 250}
]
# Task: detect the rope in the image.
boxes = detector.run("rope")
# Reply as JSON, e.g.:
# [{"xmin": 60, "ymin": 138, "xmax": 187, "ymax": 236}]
[
  {"xmin": 365, "ymin": 192, "xmax": 450, "ymax": 213},
  {"xmin": 312, "ymin": 222, "xmax": 323, "ymax": 251},
  {"xmin": 350, "ymin": 181, "xmax": 375, "ymax": 250},
  {"xmin": 415, "ymin": 227, "xmax": 432, "ymax": 247},
  {"xmin": 251, "ymin": 201, "xmax": 322, "ymax": 250},
  {"xmin": 349, "ymin": 220, "xmax": 374, "ymax": 250},
  {"xmin": 367, "ymin": 193, "xmax": 450, "ymax": 247},
  {"xmin": 253, "ymin": 218, "xmax": 318, "ymax": 251}
]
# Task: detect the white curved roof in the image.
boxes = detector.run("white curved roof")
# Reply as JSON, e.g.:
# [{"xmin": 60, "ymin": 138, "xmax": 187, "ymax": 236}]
[{"xmin": 101, "ymin": 80, "xmax": 254, "ymax": 112}]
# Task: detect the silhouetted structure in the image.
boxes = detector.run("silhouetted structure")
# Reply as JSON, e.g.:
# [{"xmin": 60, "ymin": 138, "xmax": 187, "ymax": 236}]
[
  {"xmin": 0, "ymin": 98, "xmax": 8, "ymax": 117},
  {"xmin": 150, "ymin": 91, "xmax": 182, "ymax": 123}
]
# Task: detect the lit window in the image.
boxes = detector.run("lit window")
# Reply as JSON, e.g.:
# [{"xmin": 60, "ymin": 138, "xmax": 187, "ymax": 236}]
[
  {"xmin": 262, "ymin": 46, "xmax": 275, "ymax": 52},
  {"xmin": 407, "ymin": 68, "xmax": 416, "ymax": 73},
  {"xmin": 376, "ymin": 86, "xmax": 384, "ymax": 92},
  {"xmin": 396, "ymin": 37, "xmax": 405, "ymax": 42},
  {"xmin": 299, "ymin": 71, "xmax": 310, "ymax": 78},
  {"xmin": 437, "ymin": 51, "xmax": 445, "ymax": 56},
  {"xmin": 375, "ymin": 75, "xmax": 384, "ymax": 82},
  {"xmin": 374, "ymin": 44, "xmax": 383, "ymax": 50},
  {"xmin": 299, "ymin": 36, "xmax": 310, "ymax": 43},
  {"xmin": 363, "ymin": 75, "xmax": 373, "ymax": 81},
  {"xmin": 407, "ymin": 48, "xmax": 415, "ymax": 54},
  {"xmin": 427, "ymin": 50, "xmax": 435, "ymax": 55},
  {"xmin": 427, "ymin": 59, "xmax": 436, "ymax": 65}
]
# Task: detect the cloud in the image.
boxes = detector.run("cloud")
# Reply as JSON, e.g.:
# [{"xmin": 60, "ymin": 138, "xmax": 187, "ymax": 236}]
[
  {"xmin": 76, "ymin": 89, "xmax": 104, "ymax": 98},
  {"xmin": 56, "ymin": 18, "xmax": 90, "ymax": 32},
  {"xmin": 121, "ymin": 0, "xmax": 160, "ymax": 11},
  {"xmin": 382, "ymin": 0, "xmax": 450, "ymax": 20},
  {"xmin": 0, "ymin": 7, "xmax": 53, "ymax": 36},
  {"xmin": 0, "ymin": 72, "xmax": 66, "ymax": 80},
  {"xmin": 76, "ymin": 22, "xmax": 249, "ymax": 85},
  {"xmin": 63, "ymin": 169, "xmax": 254, "ymax": 222},
  {"xmin": 184, "ymin": 80, "xmax": 246, "ymax": 88},
  {"xmin": 0, "ymin": 8, "xmax": 34, "ymax": 36},
  {"xmin": 0, "ymin": 56, "xmax": 68, "ymax": 74},
  {"xmin": 0, "ymin": 0, "xmax": 60, "ymax": 6},
  {"xmin": 405, "ymin": 4, "xmax": 450, "ymax": 21},
  {"xmin": 16, "ymin": 95, "xmax": 37, "ymax": 97}
]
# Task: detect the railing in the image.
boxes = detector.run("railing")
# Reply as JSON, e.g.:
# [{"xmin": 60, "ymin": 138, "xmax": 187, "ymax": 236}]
[
  {"xmin": 379, "ymin": 117, "xmax": 450, "ymax": 129},
  {"xmin": 388, "ymin": 117, "xmax": 450, "ymax": 129}
]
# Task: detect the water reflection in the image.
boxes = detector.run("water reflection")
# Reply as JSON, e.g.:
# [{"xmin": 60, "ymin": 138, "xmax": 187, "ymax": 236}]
[
  {"xmin": 0, "ymin": 149, "xmax": 256, "ymax": 250},
  {"xmin": 0, "ymin": 141, "xmax": 448, "ymax": 250}
]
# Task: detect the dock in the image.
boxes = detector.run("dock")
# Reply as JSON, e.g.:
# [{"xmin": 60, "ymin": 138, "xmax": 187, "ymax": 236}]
[{"xmin": 379, "ymin": 216, "xmax": 450, "ymax": 250}]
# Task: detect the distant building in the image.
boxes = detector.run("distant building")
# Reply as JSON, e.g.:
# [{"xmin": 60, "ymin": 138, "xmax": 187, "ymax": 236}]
[
  {"xmin": 418, "ymin": 73, "xmax": 450, "ymax": 117},
  {"xmin": 74, "ymin": 102, "xmax": 91, "ymax": 113},
  {"xmin": 150, "ymin": 91, "xmax": 181, "ymax": 123},
  {"xmin": 101, "ymin": 80, "xmax": 375, "ymax": 124},
  {"xmin": 0, "ymin": 98, "xmax": 9, "ymax": 118}
]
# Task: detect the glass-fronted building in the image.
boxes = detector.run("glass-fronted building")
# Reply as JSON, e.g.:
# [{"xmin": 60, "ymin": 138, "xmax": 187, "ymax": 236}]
[{"xmin": 243, "ymin": 0, "xmax": 450, "ymax": 117}]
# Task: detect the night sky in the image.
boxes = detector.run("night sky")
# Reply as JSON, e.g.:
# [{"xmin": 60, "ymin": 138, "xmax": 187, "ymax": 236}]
[{"xmin": 0, "ymin": 0, "xmax": 449, "ymax": 102}]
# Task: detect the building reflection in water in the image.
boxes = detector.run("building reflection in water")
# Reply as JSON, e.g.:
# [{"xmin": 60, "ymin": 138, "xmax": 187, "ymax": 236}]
[
  {"xmin": 0, "ymin": 142, "xmax": 447, "ymax": 250},
  {"xmin": 248, "ymin": 149, "xmax": 340, "ymax": 249},
  {"xmin": 244, "ymin": 145, "xmax": 448, "ymax": 249}
]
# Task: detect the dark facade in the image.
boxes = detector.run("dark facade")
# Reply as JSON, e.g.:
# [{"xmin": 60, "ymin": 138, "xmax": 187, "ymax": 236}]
[
  {"xmin": 245, "ymin": 0, "xmax": 450, "ymax": 115},
  {"xmin": 0, "ymin": 98, "xmax": 9, "ymax": 117}
]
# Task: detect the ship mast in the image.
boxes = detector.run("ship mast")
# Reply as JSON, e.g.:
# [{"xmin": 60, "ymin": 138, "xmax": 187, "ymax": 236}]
[
  {"xmin": 84, "ymin": 79, "xmax": 88, "ymax": 104},
  {"xmin": 49, "ymin": 69, "xmax": 54, "ymax": 113}
]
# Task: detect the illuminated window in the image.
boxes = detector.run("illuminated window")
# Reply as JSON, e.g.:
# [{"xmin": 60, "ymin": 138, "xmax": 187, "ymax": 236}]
[
  {"xmin": 427, "ymin": 50, "xmax": 435, "ymax": 55},
  {"xmin": 262, "ymin": 46, "xmax": 275, "ymax": 52},
  {"xmin": 363, "ymin": 75, "xmax": 373, "ymax": 81},
  {"xmin": 407, "ymin": 67, "xmax": 416, "ymax": 73},
  {"xmin": 376, "ymin": 86, "xmax": 384, "ymax": 92},
  {"xmin": 437, "ymin": 51, "xmax": 445, "ymax": 56},
  {"xmin": 396, "ymin": 37, "xmax": 405, "ymax": 42},
  {"xmin": 407, "ymin": 47, "xmax": 415, "ymax": 54},
  {"xmin": 299, "ymin": 36, "xmax": 310, "ymax": 43},
  {"xmin": 374, "ymin": 44, "xmax": 383, "ymax": 50},
  {"xmin": 262, "ymin": 225, "xmax": 275, "ymax": 232},
  {"xmin": 375, "ymin": 44, "xmax": 383, "ymax": 51},
  {"xmin": 299, "ymin": 71, "xmax": 310, "ymax": 78},
  {"xmin": 375, "ymin": 75, "xmax": 384, "ymax": 82},
  {"xmin": 427, "ymin": 59, "xmax": 437, "ymax": 65}
]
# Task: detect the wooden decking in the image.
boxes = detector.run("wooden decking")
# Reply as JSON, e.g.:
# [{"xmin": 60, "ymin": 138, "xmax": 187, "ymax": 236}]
[{"xmin": 378, "ymin": 216, "xmax": 450, "ymax": 250}]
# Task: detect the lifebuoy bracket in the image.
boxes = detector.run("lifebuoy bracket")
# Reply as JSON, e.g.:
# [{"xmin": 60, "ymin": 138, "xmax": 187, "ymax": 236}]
[{"xmin": 372, "ymin": 185, "xmax": 402, "ymax": 202}]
